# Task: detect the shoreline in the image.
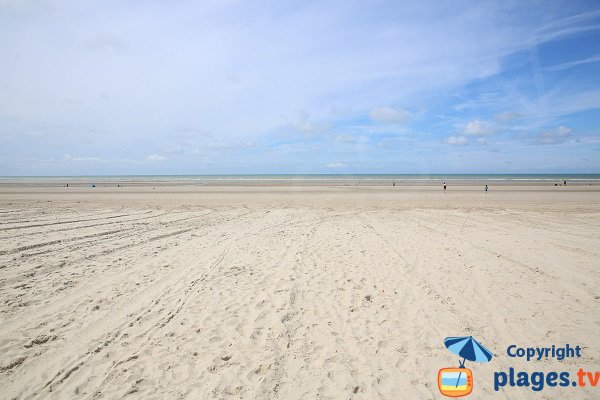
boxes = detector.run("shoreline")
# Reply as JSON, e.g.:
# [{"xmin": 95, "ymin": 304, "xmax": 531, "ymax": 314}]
[
  {"xmin": 0, "ymin": 180, "xmax": 597, "ymax": 188},
  {"xmin": 1, "ymin": 185, "xmax": 599, "ymax": 211},
  {"xmin": 0, "ymin": 174, "xmax": 598, "ymax": 188}
]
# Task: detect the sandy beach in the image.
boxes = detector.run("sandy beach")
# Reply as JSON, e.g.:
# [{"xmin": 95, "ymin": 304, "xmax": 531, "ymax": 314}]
[{"xmin": 0, "ymin": 183, "xmax": 598, "ymax": 399}]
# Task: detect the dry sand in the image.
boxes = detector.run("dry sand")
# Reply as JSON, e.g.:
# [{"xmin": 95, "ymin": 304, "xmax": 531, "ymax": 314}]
[{"xmin": 0, "ymin": 184, "xmax": 598, "ymax": 399}]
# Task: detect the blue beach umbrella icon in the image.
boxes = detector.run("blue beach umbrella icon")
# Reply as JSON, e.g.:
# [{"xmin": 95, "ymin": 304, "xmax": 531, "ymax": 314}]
[{"xmin": 444, "ymin": 336, "xmax": 493, "ymax": 387}]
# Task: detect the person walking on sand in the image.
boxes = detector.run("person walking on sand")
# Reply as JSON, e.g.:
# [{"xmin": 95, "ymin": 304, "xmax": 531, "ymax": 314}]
[
  {"xmin": 484, "ymin": 184, "xmax": 488, "ymax": 193},
  {"xmin": 443, "ymin": 182, "xmax": 447, "ymax": 193}
]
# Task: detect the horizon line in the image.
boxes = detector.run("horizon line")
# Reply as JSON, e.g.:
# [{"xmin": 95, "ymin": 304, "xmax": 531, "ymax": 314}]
[{"xmin": 2, "ymin": 173, "xmax": 600, "ymax": 178}]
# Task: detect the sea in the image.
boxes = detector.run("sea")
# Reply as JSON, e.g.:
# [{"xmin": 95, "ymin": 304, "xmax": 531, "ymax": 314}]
[{"xmin": 0, "ymin": 174, "xmax": 598, "ymax": 186}]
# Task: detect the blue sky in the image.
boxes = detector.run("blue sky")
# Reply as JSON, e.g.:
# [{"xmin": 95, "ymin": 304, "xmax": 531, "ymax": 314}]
[{"xmin": 0, "ymin": 0, "xmax": 599, "ymax": 175}]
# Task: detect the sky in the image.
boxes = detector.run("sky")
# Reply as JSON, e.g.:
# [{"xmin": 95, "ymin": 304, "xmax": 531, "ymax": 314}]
[{"xmin": 1, "ymin": 0, "xmax": 599, "ymax": 175}]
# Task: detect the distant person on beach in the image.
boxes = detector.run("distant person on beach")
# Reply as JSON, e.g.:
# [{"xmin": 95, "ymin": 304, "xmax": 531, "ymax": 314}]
[
  {"xmin": 443, "ymin": 182, "xmax": 447, "ymax": 192},
  {"xmin": 485, "ymin": 184, "xmax": 488, "ymax": 193},
  {"xmin": 564, "ymin": 180, "xmax": 567, "ymax": 186},
  {"xmin": 393, "ymin": 181, "xmax": 395, "ymax": 187}
]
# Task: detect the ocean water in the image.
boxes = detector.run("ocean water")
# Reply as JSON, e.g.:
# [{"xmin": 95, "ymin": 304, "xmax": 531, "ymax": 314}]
[{"xmin": 0, "ymin": 174, "xmax": 598, "ymax": 184}]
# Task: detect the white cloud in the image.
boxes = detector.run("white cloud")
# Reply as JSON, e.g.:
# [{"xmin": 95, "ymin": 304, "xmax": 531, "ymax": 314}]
[
  {"xmin": 280, "ymin": 111, "xmax": 324, "ymax": 136},
  {"xmin": 578, "ymin": 136, "xmax": 600, "ymax": 144},
  {"xmin": 496, "ymin": 111, "xmax": 521, "ymax": 123},
  {"xmin": 146, "ymin": 154, "xmax": 167, "ymax": 161},
  {"xmin": 324, "ymin": 162, "xmax": 346, "ymax": 168},
  {"xmin": 533, "ymin": 10, "xmax": 600, "ymax": 45},
  {"xmin": 444, "ymin": 135, "xmax": 468, "ymax": 145},
  {"xmin": 463, "ymin": 120, "xmax": 496, "ymax": 136},
  {"xmin": 330, "ymin": 105, "xmax": 353, "ymax": 116},
  {"xmin": 334, "ymin": 134, "xmax": 355, "ymax": 142},
  {"xmin": 536, "ymin": 126, "xmax": 572, "ymax": 145},
  {"xmin": 289, "ymin": 119, "xmax": 318, "ymax": 134},
  {"xmin": 369, "ymin": 107, "xmax": 411, "ymax": 124},
  {"xmin": 63, "ymin": 154, "xmax": 108, "ymax": 163},
  {"xmin": 545, "ymin": 54, "xmax": 600, "ymax": 71},
  {"xmin": 206, "ymin": 141, "xmax": 254, "ymax": 151}
]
